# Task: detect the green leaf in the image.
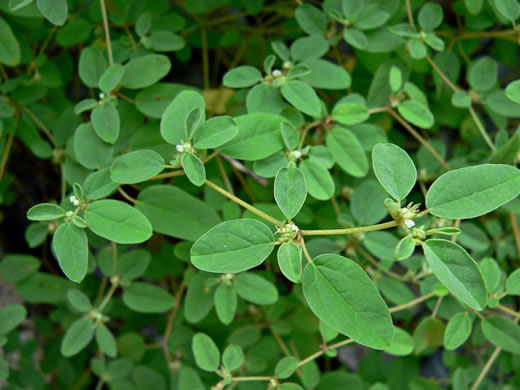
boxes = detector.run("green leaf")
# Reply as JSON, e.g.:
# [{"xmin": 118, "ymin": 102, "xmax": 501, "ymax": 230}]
[
  {"xmin": 60, "ymin": 317, "xmax": 94, "ymax": 357},
  {"xmin": 191, "ymin": 219, "xmax": 275, "ymax": 273},
  {"xmin": 73, "ymin": 123, "xmax": 113, "ymax": 170},
  {"xmin": 468, "ymin": 57, "xmax": 497, "ymax": 92},
  {"xmin": 193, "ymin": 116, "xmax": 238, "ymax": 149},
  {"xmin": 384, "ymin": 328, "xmax": 414, "ymax": 356},
  {"xmin": 423, "ymin": 239, "xmax": 487, "ymax": 310},
  {"xmin": 372, "ymin": 143, "xmax": 417, "ymax": 200},
  {"xmin": 277, "ymin": 242, "xmax": 303, "ymax": 283},
  {"xmin": 342, "ymin": 0, "xmax": 364, "ymax": 18},
  {"xmin": 122, "ymin": 282, "xmax": 175, "ymax": 313},
  {"xmin": 9, "ymin": 0, "xmax": 34, "ymax": 11},
  {"xmin": 66, "ymin": 289, "xmax": 92, "ymax": 312},
  {"xmin": 219, "ymin": 113, "xmax": 286, "ymax": 160},
  {"xmin": 91, "ymin": 104, "xmax": 120, "ymax": 144},
  {"xmin": 178, "ymin": 366, "xmax": 205, "ymax": 390},
  {"xmin": 182, "ymin": 153, "xmax": 206, "ymax": 187},
  {"xmin": 495, "ymin": 0, "xmax": 520, "ymax": 21},
  {"xmin": 222, "ymin": 344, "xmax": 244, "ymax": 372},
  {"xmin": 505, "ymin": 80, "xmax": 520, "ymax": 103},
  {"xmin": 99, "ymin": 63, "xmax": 125, "ymax": 93},
  {"xmin": 482, "ymin": 316, "xmax": 520, "ymax": 353},
  {"xmin": 302, "ymin": 254, "xmax": 394, "ymax": 349},
  {"xmin": 465, "ymin": 0, "xmax": 484, "ymax": 14},
  {"xmin": 27, "ymin": 203, "xmax": 65, "ymax": 221},
  {"xmin": 192, "ymin": 333, "xmax": 220, "ymax": 372},
  {"xmin": 413, "ymin": 317, "xmax": 445, "ymax": 354},
  {"xmin": 111, "ymin": 150, "xmax": 165, "ymax": 184},
  {"xmin": 281, "ymin": 80, "xmax": 321, "ymax": 117},
  {"xmin": 136, "ymin": 185, "xmax": 221, "ymax": 241},
  {"xmin": 299, "ymin": 159, "xmax": 335, "ymax": 200},
  {"xmin": 290, "ymin": 35, "xmax": 329, "ymax": 62},
  {"xmin": 233, "ymin": 272, "xmax": 278, "ymax": 305},
  {"xmin": 275, "ymin": 356, "xmax": 298, "ymax": 379},
  {"xmin": 444, "ymin": 312, "xmax": 472, "ymax": 350},
  {"xmin": 223, "ymin": 65, "xmax": 262, "ymax": 88},
  {"xmin": 408, "ymin": 38, "xmax": 427, "ymax": 59},
  {"xmin": 37, "ymin": 0, "xmax": 67, "ymax": 25},
  {"xmin": 160, "ymin": 90, "xmax": 206, "ymax": 145},
  {"xmin": 85, "ymin": 200, "xmax": 153, "ymax": 244},
  {"xmin": 0, "ymin": 254, "xmax": 39, "ymax": 282},
  {"xmin": 214, "ymin": 284, "xmax": 237, "ymax": 325},
  {"xmin": 53, "ymin": 223, "xmax": 88, "ymax": 283},
  {"xmin": 395, "ymin": 235, "xmax": 416, "ymax": 261},
  {"xmin": 506, "ymin": 268, "xmax": 520, "ymax": 295},
  {"xmin": 418, "ymin": 2, "xmax": 443, "ymax": 30},
  {"xmin": 299, "ymin": 59, "xmax": 351, "ymax": 90},
  {"xmin": 96, "ymin": 324, "xmax": 117, "ymax": 358},
  {"xmin": 327, "ymin": 127, "xmax": 368, "ymax": 177},
  {"xmin": 426, "ymin": 164, "xmax": 520, "ymax": 219},
  {"xmin": 351, "ymin": 180, "xmax": 388, "ymax": 225},
  {"xmin": 0, "ymin": 304, "xmax": 26, "ymax": 334},
  {"xmin": 246, "ymin": 83, "xmax": 285, "ymax": 114},
  {"xmin": 295, "ymin": 4, "xmax": 327, "ymax": 35},
  {"xmin": 389, "ymin": 66, "xmax": 402, "ymax": 92},
  {"xmin": 83, "ymin": 168, "xmax": 118, "ymax": 200},
  {"xmin": 185, "ymin": 272, "xmax": 215, "ymax": 323},
  {"xmin": 0, "ymin": 16, "xmax": 21, "ymax": 66},
  {"xmin": 78, "ymin": 46, "xmax": 106, "ymax": 88},
  {"xmin": 332, "ymin": 103, "xmax": 369, "ymax": 125},
  {"xmin": 149, "ymin": 31, "xmax": 185, "ymax": 52},
  {"xmin": 121, "ymin": 55, "xmax": 171, "ymax": 89},
  {"xmin": 480, "ymin": 257, "xmax": 501, "ymax": 293},
  {"xmin": 451, "ymin": 90, "xmax": 472, "ymax": 108},
  {"xmin": 117, "ymin": 249, "xmax": 151, "ymax": 281},
  {"xmin": 343, "ymin": 29, "xmax": 368, "ymax": 49},
  {"xmin": 274, "ymin": 167, "xmax": 307, "ymax": 220},
  {"xmin": 397, "ymin": 100, "xmax": 434, "ymax": 129}
]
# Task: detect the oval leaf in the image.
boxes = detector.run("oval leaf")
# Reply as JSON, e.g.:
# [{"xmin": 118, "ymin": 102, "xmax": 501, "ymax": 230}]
[
  {"xmin": 274, "ymin": 167, "xmax": 307, "ymax": 220},
  {"xmin": 111, "ymin": 150, "xmax": 165, "ymax": 184},
  {"xmin": 60, "ymin": 317, "xmax": 94, "ymax": 357},
  {"xmin": 122, "ymin": 282, "xmax": 175, "ymax": 313},
  {"xmin": 302, "ymin": 253, "xmax": 394, "ymax": 349},
  {"xmin": 85, "ymin": 200, "xmax": 152, "ymax": 244},
  {"xmin": 53, "ymin": 223, "xmax": 88, "ymax": 283},
  {"xmin": 423, "ymin": 239, "xmax": 487, "ymax": 310},
  {"xmin": 372, "ymin": 143, "xmax": 417, "ymax": 200},
  {"xmin": 191, "ymin": 219, "xmax": 275, "ymax": 273},
  {"xmin": 192, "ymin": 333, "xmax": 220, "ymax": 372},
  {"xmin": 426, "ymin": 164, "xmax": 520, "ymax": 219}
]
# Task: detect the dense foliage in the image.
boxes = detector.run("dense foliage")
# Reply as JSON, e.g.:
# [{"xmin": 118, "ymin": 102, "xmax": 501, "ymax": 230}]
[{"xmin": 1, "ymin": 0, "xmax": 520, "ymax": 389}]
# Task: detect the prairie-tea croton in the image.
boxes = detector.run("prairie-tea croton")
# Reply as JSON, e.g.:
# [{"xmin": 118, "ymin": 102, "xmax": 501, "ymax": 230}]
[{"xmin": 0, "ymin": 0, "xmax": 520, "ymax": 389}]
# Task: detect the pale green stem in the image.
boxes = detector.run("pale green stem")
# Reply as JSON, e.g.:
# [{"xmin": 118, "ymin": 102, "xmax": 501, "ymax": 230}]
[{"xmin": 301, "ymin": 220, "xmax": 398, "ymax": 236}]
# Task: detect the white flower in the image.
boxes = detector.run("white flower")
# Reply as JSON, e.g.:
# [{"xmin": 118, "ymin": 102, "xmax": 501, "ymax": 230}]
[
  {"xmin": 176, "ymin": 144, "xmax": 184, "ymax": 152},
  {"xmin": 69, "ymin": 195, "xmax": 76, "ymax": 203},
  {"xmin": 283, "ymin": 61, "xmax": 292, "ymax": 69},
  {"xmin": 73, "ymin": 200, "xmax": 80, "ymax": 206},
  {"xmin": 272, "ymin": 69, "xmax": 282, "ymax": 77},
  {"xmin": 99, "ymin": 92, "xmax": 105, "ymax": 100},
  {"xmin": 405, "ymin": 219, "xmax": 415, "ymax": 228},
  {"xmin": 291, "ymin": 224, "xmax": 298, "ymax": 232}
]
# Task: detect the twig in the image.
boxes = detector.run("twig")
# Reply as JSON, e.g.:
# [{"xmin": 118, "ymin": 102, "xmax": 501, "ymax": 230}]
[
  {"xmin": 470, "ymin": 347, "xmax": 501, "ymax": 390},
  {"xmin": 388, "ymin": 109, "xmax": 450, "ymax": 170},
  {"xmin": 205, "ymin": 179, "xmax": 282, "ymax": 226},
  {"xmin": 99, "ymin": 0, "xmax": 113, "ymax": 65}
]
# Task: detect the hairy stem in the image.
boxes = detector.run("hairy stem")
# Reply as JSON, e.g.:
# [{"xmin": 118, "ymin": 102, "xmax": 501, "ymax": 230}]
[
  {"xmin": 205, "ymin": 179, "xmax": 283, "ymax": 226},
  {"xmin": 99, "ymin": 0, "xmax": 113, "ymax": 65},
  {"xmin": 301, "ymin": 220, "xmax": 398, "ymax": 236}
]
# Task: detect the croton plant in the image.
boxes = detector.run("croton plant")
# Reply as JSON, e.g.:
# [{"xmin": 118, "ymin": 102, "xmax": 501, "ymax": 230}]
[{"xmin": 1, "ymin": 0, "xmax": 520, "ymax": 389}]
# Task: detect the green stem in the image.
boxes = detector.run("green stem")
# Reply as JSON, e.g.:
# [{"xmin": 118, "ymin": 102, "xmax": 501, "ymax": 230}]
[
  {"xmin": 99, "ymin": 0, "xmax": 113, "ymax": 65},
  {"xmin": 205, "ymin": 179, "xmax": 283, "ymax": 226},
  {"xmin": 97, "ymin": 282, "xmax": 118, "ymax": 312},
  {"xmin": 301, "ymin": 220, "xmax": 398, "ymax": 236},
  {"xmin": 470, "ymin": 347, "xmax": 501, "ymax": 390},
  {"xmin": 497, "ymin": 304, "xmax": 520, "ymax": 318}
]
